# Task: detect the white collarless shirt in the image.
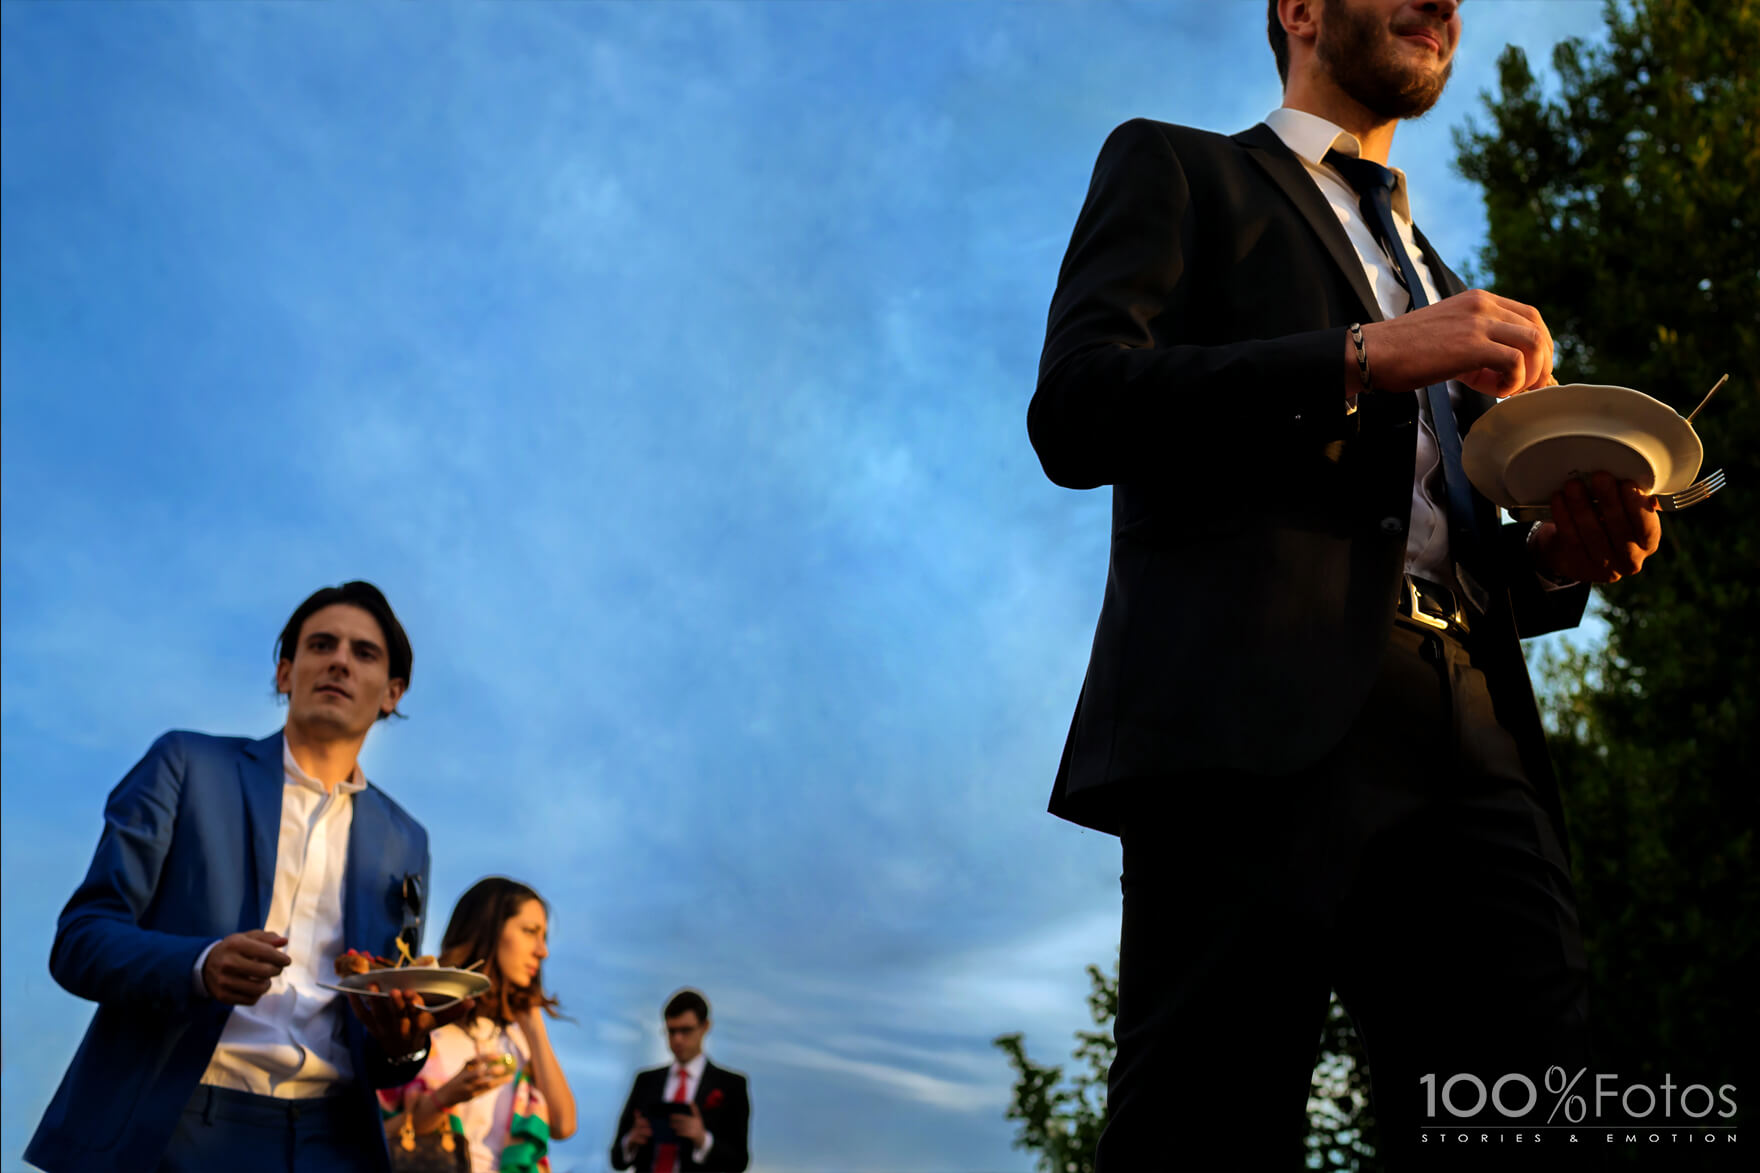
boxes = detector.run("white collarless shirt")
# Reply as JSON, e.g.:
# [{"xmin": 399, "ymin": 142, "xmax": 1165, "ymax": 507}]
[
  {"xmin": 1264, "ymin": 106, "xmax": 1456, "ymax": 585},
  {"xmin": 195, "ymin": 741, "xmax": 362, "ymax": 1097}
]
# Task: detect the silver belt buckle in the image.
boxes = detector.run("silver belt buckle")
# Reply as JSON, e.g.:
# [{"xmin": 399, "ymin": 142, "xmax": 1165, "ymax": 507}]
[{"xmin": 1407, "ymin": 577, "xmax": 1451, "ymax": 631}]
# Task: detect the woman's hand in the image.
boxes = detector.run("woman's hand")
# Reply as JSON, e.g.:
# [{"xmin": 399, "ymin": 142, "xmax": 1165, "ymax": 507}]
[
  {"xmin": 512, "ymin": 1001, "xmax": 547, "ymax": 1036},
  {"xmin": 434, "ymin": 1055, "xmax": 516, "ymax": 1108}
]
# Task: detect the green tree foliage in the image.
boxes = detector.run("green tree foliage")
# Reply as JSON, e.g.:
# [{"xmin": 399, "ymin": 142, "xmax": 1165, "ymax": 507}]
[
  {"xmin": 1453, "ymin": 0, "xmax": 1759, "ymax": 1163},
  {"xmin": 993, "ymin": 963, "xmax": 1113, "ymax": 1173},
  {"xmin": 995, "ymin": 964, "xmax": 1384, "ymax": 1173},
  {"xmin": 1306, "ymin": 996, "xmax": 1382, "ymax": 1173}
]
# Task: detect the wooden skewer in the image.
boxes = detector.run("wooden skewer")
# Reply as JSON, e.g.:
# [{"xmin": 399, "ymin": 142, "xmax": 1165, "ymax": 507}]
[
  {"xmin": 1686, "ymin": 373, "xmax": 1729, "ymax": 424},
  {"xmin": 461, "ymin": 958, "xmax": 487, "ymax": 973}
]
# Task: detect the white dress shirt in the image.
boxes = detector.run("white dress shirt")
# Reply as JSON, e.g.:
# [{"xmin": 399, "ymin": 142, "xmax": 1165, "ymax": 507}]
[
  {"xmin": 1264, "ymin": 106, "xmax": 1457, "ymax": 586},
  {"xmin": 623, "ymin": 1051, "xmax": 715, "ymax": 1165},
  {"xmin": 192, "ymin": 741, "xmax": 362, "ymax": 1097}
]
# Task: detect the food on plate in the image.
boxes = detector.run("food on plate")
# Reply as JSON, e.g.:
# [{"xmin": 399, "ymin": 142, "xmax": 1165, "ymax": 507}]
[
  {"xmin": 333, "ymin": 948, "xmax": 395, "ymax": 977},
  {"xmin": 332, "ymin": 947, "xmax": 444, "ymax": 978}
]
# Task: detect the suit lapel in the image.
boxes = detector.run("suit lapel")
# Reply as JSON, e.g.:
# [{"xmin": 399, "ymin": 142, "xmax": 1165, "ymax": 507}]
[
  {"xmin": 1234, "ymin": 122, "xmax": 1384, "ymax": 325},
  {"xmin": 344, "ymin": 784, "xmax": 394, "ymax": 955},
  {"xmin": 339, "ymin": 793, "xmax": 386, "ymax": 1087},
  {"xmin": 1412, "ymin": 223, "xmax": 1466, "ymax": 297},
  {"xmin": 238, "ymin": 733, "xmax": 285, "ymax": 927}
]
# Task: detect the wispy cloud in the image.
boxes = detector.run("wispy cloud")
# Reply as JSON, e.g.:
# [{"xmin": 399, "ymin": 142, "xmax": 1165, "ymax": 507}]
[{"xmin": 3, "ymin": 3, "xmax": 1614, "ymax": 1170}]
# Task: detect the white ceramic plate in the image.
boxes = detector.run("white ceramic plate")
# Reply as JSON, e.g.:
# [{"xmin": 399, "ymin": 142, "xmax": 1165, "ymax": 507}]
[
  {"xmin": 317, "ymin": 966, "xmax": 491, "ymax": 1006},
  {"xmin": 1462, "ymin": 383, "xmax": 1702, "ymax": 508}
]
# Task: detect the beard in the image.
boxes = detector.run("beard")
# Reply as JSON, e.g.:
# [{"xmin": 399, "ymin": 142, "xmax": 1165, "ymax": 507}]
[{"xmin": 1316, "ymin": 0, "xmax": 1453, "ymax": 120}]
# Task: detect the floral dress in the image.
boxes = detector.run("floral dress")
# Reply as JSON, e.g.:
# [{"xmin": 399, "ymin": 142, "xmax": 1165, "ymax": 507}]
[{"xmin": 379, "ymin": 1018, "xmax": 551, "ymax": 1173}]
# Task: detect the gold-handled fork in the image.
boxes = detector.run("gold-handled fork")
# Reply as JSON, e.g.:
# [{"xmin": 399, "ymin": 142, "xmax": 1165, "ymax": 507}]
[{"xmin": 1508, "ymin": 469, "xmax": 1726, "ymax": 523}]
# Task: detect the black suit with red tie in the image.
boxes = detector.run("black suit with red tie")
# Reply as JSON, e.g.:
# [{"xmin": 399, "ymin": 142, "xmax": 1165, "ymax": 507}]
[{"xmin": 609, "ymin": 1060, "xmax": 750, "ymax": 1173}]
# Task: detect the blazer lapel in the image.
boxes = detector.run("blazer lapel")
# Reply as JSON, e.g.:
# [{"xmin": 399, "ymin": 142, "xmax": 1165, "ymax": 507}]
[
  {"xmin": 695, "ymin": 1061, "xmax": 715, "ymax": 1108},
  {"xmin": 238, "ymin": 733, "xmax": 285, "ymax": 927},
  {"xmin": 344, "ymin": 784, "xmax": 394, "ymax": 955},
  {"xmin": 1412, "ymin": 223, "xmax": 1466, "ymax": 297},
  {"xmin": 1234, "ymin": 122, "xmax": 1384, "ymax": 325}
]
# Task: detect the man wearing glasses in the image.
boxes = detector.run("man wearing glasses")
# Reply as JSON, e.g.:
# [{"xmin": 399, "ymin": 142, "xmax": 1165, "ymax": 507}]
[
  {"xmin": 612, "ymin": 989, "xmax": 751, "ymax": 1173},
  {"xmin": 27, "ymin": 581, "xmax": 466, "ymax": 1173}
]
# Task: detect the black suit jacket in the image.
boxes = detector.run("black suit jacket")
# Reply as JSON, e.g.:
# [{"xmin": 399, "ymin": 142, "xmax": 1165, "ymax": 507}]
[
  {"xmin": 610, "ymin": 1060, "xmax": 750, "ymax": 1173},
  {"xmin": 1029, "ymin": 118, "xmax": 1588, "ymax": 835}
]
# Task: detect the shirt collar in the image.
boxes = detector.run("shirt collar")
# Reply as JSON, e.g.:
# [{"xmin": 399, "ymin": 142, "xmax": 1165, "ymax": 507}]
[
  {"xmin": 1264, "ymin": 107, "xmax": 1413, "ymax": 222},
  {"xmin": 674, "ymin": 1052, "xmax": 708, "ymax": 1081},
  {"xmin": 282, "ymin": 739, "xmax": 367, "ymax": 796}
]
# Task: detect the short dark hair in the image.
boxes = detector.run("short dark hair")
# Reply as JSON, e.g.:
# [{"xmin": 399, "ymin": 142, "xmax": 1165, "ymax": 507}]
[
  {"xmin": 1269, "ymin": 0, "xmax": 1290, "ymax": 87},
  {"xmin": 274, "ymin": 581, "xmax": 412, "ymax": 720},
  {"xmin": 665, "ymin": 989, "xmax": 710, "ymax": 1023}
]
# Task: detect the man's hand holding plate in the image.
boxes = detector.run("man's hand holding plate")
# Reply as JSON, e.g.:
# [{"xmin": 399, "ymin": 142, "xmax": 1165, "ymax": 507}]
[
  {"xmin": 346, "ymin": 984, "xmax": 476, "ymax": 1061},
  {"xmin": 1529, "ymin": 472, "xmax": 1663, "ymax": 583}
]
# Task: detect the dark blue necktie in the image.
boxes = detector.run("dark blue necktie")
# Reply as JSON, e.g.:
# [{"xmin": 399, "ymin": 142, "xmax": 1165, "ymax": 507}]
[{"xmin": 1325, "ymin": 149, "xmax": 1486, "ymax": 595}]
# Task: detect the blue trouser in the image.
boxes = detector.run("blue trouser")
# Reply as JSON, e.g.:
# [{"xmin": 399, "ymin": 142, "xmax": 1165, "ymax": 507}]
[{"xmin": 157, "ymin": 1084, "xmax": 386, "ymax": 1173}]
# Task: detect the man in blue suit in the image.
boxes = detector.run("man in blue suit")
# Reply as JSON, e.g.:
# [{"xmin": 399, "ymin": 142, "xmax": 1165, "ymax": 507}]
[{"xmin": 28, "ymin": 581, "xmax": 466, "ymax": 1173}]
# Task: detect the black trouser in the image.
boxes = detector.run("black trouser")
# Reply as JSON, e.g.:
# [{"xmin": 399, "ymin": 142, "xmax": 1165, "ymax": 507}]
[{"xmin": 1096, "ymin": 620, "xmax": 1595, "ymax": 1172}]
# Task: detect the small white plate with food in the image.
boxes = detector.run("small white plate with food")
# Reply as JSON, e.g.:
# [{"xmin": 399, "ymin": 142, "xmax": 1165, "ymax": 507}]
[{"xmin": 317, "ymin": 949, "xmax": 490, "ymax": 1006}]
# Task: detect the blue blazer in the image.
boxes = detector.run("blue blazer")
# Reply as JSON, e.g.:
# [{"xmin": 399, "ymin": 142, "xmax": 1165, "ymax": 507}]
[{"xmin": 26, "ymin": 730, "xmax": 430, "ymax": 1173}]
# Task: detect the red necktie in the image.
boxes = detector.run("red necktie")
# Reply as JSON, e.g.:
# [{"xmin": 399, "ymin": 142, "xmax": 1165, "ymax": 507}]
[{"xmin": 653, "ymin": 1068, "xmax": 690, "ymax": 1173}]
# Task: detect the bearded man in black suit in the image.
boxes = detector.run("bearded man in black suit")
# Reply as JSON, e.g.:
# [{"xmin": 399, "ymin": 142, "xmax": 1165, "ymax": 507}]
[
  {"xmin": 1030, "ymin": 1, "xmax": 1662, "ymax": 1168},
  {"xmin": 611, "ymin": 990, "xmax": 750, "ymax": 1173}
]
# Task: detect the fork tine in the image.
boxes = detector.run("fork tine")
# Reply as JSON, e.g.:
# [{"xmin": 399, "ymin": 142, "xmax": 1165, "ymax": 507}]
[
  {"xmin": 1664, "ymin": 488, "xmax": 1709, "ymax": 509},
  {"xmin": 1669, "ymin": 470, "xmax": 1724, "ymax": 505},
  {"xmin": 1660, "ymin": 475, "xmax": 1725, "ymax": 512},
  {"xmin": 1690, "ymin": 469, "xmax": 1725, "ymax": 490},
  {"xmin": 1679, "ymin": 481, "xmax": 1724, "ymax": 509}
]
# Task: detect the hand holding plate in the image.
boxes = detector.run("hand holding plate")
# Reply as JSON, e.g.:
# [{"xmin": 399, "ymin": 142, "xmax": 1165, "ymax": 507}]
[
  {"xmin": 346, "ymin": 983, "xmax": 476, "ymax": 1060},
  {"xmin": 1529, "ymin": 473, "xmax": 1662, "ymax": 583}
]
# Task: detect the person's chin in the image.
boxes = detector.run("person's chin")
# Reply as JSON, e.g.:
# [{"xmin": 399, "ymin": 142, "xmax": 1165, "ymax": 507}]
[{"xmin": 303, "ymin": 703, "xmax": 376, "ymax": 734}]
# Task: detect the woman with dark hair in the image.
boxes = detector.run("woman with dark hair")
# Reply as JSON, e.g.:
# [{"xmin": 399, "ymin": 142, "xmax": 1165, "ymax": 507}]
[{"xmin": 380, "ymin": 878, "xmax": 577, "ymax": 1172}]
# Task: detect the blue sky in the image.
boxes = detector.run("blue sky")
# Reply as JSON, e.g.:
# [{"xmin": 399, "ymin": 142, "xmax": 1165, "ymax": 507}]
[{"xmin": 2, "ymin": 3, "xmax": 1613, "ymax": 1170}]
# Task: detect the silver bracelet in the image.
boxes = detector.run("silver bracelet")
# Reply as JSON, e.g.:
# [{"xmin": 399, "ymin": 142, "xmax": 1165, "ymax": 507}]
[{"xmin": 1348, "ymin": 322, "xmax": 1372, "ymax": 392}]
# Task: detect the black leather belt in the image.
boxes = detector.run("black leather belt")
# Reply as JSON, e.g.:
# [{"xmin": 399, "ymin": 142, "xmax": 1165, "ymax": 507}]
[{"xmin": 1398, "ymin": 574, "xmax": 1471, "ymax": 637}]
